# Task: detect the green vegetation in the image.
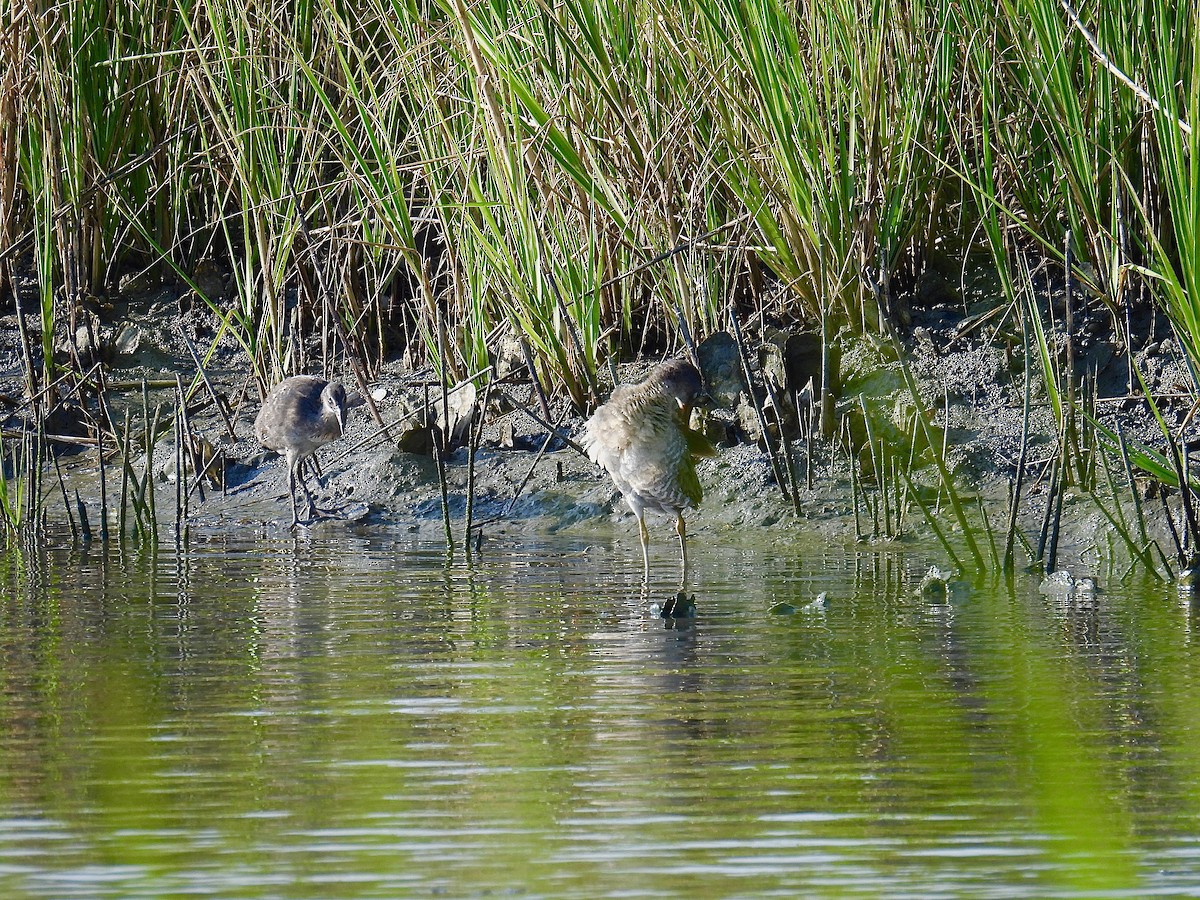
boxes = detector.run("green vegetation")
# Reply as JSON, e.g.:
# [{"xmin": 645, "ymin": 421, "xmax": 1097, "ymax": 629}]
[{"xmin": 1, "ymin": 0, "xmax": 1198, "ymax": 569}]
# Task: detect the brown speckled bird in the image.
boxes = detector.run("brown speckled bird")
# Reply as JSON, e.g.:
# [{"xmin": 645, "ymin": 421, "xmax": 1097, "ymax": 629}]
[
  {"xmin": 254, "ymin": 375, "xmax": 354, "ymax": 528},
  {"xmin": 582, "ymin": 359, "xmax": 717, "ymax": 576}
]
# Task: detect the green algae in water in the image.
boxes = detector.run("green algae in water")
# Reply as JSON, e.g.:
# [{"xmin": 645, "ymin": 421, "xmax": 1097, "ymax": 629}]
[{"xmin": 0, "ymin": 532, "xmax": 1194, "ymax": 898}]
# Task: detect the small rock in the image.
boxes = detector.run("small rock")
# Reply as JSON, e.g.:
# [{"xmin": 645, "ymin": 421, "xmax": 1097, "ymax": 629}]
[
  {"xmin": 113, "ymin": 322, "xmax": 148, "ymax": 357},
  {"xmin": 499, "ymin": 418, "xmax": 516, "ymax": 449},
  {"xmin": 697, "ymin": 331, "xmax": 746, "ymax": 409},
  {"xmin": 118, "ymin": 268, "xmax": 161, "ymax": 295},
  {"xmin": 735, "ymin": 392, "xmax": 763, "ymax": 443},
  {"xmin": 758, "ymin": 338, "xmax": 788, "ymax": 395},
  {"xmin": 191, "ymin": 258, "xmax": 227, "ymax": 300},
  {"xmin": 435, "ymin": 380, "xmax": 477, "ymax": 447},
  {"xmin": 492, "ymin": 330, "xmax": 528, "ymax": 380}
]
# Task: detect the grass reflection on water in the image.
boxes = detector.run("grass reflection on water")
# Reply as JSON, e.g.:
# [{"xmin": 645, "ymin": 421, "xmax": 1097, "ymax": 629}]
[{"xmin": 0, "ymin": 532, "xmax": 1198, "ymax": 897}]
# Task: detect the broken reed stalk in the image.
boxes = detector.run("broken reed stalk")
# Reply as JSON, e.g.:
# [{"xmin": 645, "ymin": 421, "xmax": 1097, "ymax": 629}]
[
  {"xmin": 1186, "ymin": 446, "xmax": 1193, "ymax": 559},
  {"xmin": 19, "ymin": 428, "xmax": 31, "ymax": 532},
  {"xmin": 1032, "ymin": 453, "xmax": 1060, "ymax": 566},
  {"xmin": 135, "ymin": 391, "xmax": 163, "ymax": 543},
  {"xmin": 519, "ymin": 337, "xmax": 553, "ymax": 423},
  {"xmin": 36, "ymin": 427, "xmax": 47, "ymax": 531},
  {"xmin": 1046, "ymin": 449, "xmax": 1066, "ymax": 573},
  {"xmin": 977, "ymin": 494, "xmax": 1000, "ymax": 571},
  {"xmin": 1004, "ymin": 320, "xmax": 1034, "ymax": 571},
  {"xmin": 839, "ymin": 418, "xmax": 858, "ymax": 531},
  {"xmin": 1116, "ymin": 421, "xmax": 1149, "ymax": 547},
  {"xmin": 51, "ymin": 445, "xmax": 77, "ymax": 542},
  {"xmin": 1159, "ymin": 488, "xmax": 1185, "ymax": 565},
  {"xmin": 428, "ymin": 376, "xmax": 454, "ymax": 557},
  {"xmin": 850, "ymin": 447, "xmax": 863, "ymax": 539},
  {"xmin": 728, "ymin": 308, "xmax": 790, "ymax": 501},
  {"xmin": 803, "ymin": 390, "xmax": 815, "ymax": 491},
  {"xmin": 176, "ymin": 377, "xmax": 206, "ymax": 503},
  {"xmin": 97, "ymin": 428, "xmax": 109, "ymax": 543},
  {"xmin": 1064, "ymin": 231, "xmax": 1077, "ymax": 416},
  {"xmin": 1164, "ymin": 424, "xmax": 1200, "ymax": 565},
  {"xmin": 174, "ymin": 379, "xmax": 183, "ymax": 535},
  {"xmin": 21, "ymin": 427, "xmax": 35, "ymax": 532},
  {"xmin": 463, "ymin": 377, "xmax": 493, "ymax": 556},
  {"xmin": 6, "ymin": 431, "xmax": 21, "ymax": 536},
  {"xmin": 148, "ymin": 404, "xmax": 164, "ymax": 538},
  {"xmin": 819, "ymin": 312, "xmax": 835, "ymax": 439},
  {"xmin": 858, "ymin": 396, "xmax": 884, "ymax": 537},
  {"xmin": 10, "ymin": 284, "xmax": 40, "ymax": 413},
  {"xmin": 75, "ymin": 490, "xmax": 91, "ymax": 542},
  {"xmin": 119, "ymin": 408, "xmax": 130, "ymax": 540},
  {"xmin": 765, "ymin": 373, "xmax": 802, "ymax": 515}
]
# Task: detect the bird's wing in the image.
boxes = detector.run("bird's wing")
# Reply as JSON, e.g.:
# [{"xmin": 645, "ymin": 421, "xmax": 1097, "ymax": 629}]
[
  {"xmin": 684, "ymin": 425, "xmax": 718, "ymax": 458},
  {"xmin": 617, "ymin": 406, "xmax": 702, "ymax": 508},
  {"xmin": 674, "ymin": 456, "xmax": 704, "ymax": 507}
]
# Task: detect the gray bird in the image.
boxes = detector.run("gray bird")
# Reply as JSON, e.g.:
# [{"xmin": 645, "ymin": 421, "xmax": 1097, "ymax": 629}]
[
  {"xmin": 583, "ymin": 359, "xmax": 716, "ymax": 577},
  {"xmin": 254, "ymin": 375, "xmax": 355, "ymax": 527}
]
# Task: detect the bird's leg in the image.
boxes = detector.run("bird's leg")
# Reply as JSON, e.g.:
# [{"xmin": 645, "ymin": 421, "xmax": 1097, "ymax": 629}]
[
  {"xmin": 294, "ymin": 464, "xmax": 317, "ymax": 522},
  {"xmin": 287, "ymin": 466, "xmax": 301, "ymax": 529},
  {"xmin": 676, "ymin": 513, "xmax": 689, "ymax": 580},
  {"xmin": 638, "ymin": 512, "xmax": 650, "ymax": 581}
]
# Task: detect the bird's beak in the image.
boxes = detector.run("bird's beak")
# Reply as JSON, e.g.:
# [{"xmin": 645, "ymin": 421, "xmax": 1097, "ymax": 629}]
[{"xmin": 335, "ymin": 405, "xmax": 346, "ymax": 435}]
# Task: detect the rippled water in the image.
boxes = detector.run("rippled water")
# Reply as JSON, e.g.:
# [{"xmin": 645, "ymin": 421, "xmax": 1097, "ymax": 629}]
[{"xmin": 1, "ymin": 528, "xmax": 1200, "ymax": 898}]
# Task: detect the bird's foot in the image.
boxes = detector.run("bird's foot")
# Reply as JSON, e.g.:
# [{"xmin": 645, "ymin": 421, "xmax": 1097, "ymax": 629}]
[
  {"xmin": 658, "ymin": 590, "xmax": 697, "ymax": 619},
  {"xmin": 295, "ymin": 504, "xmax": 339, "ymax": 526},
  {"xmin": 294, "ymin": 500, "xmax": 369, "ymax": 527}
]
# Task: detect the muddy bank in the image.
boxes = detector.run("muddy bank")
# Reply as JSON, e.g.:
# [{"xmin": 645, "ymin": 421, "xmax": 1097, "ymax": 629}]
[{"xmin": 8, "ymin": 293, "xmax": 1191, "ymax": 583}]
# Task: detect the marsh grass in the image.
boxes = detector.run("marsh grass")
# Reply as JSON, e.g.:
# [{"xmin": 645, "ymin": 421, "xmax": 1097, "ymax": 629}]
[{"xmin": 0, "ymin": 0, "xmax": 1198, "ymax": 569}]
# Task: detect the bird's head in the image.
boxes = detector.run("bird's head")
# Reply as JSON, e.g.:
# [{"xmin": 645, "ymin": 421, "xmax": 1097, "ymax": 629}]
[
  {"xmin": 323, "ymin": 382, "xmax": 349, "ymax": 435},
  {"xmin": 653, "ymin": 359, "xmax": 710, "ymax": 416}
]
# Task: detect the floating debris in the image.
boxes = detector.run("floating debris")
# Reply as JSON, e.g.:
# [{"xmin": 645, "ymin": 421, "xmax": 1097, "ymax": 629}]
[
  {"xmin": 768, "ymin": 592, "xmax": 826, "ymax": 617},
  {"xmin": 918, "ymin": 565, "xmax": 954, "ymax": 598},
  {"xmin": 801, "ymin": 592, "xmax": 828, "ymax": 613},
  {"xmin": 1039, "ymin": 570, "xmax": 1099, "ymax": 598}
]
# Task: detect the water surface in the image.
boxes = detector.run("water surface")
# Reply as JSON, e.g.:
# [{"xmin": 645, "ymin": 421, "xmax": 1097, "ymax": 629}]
[{"xmin": 1, "ymin": 530, "xmax": 1199, "ymax": 898}]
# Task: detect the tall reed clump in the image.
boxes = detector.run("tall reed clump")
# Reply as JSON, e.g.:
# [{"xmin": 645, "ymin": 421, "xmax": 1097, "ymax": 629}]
[
  {"xmin": 177, "ymin": 0, "xmax": 363, "ymax": 390},
  {"xmin": 5, "ymin": 0, "xmax": 180, "ymax": 404},
  {"xmin": 936, "ymin": 0, "xmax": 1198, "ymax": 574}
]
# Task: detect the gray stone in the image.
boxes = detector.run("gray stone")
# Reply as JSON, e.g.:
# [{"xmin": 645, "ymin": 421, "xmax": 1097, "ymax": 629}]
[{"xmin": 696, "ymin": 331, "xmax": 745, "ymax": 409}]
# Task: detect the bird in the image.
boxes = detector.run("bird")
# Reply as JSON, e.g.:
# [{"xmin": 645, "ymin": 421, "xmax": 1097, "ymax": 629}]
[
  {"xmin": 254, "ymin": 375, "xmax": 357, "ymax": 528},
  {"xmin": 582, "ymin": 358, "xmax": 717, "ymax": 578}
]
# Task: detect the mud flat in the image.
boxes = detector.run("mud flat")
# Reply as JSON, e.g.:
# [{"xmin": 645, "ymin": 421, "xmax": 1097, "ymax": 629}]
[{"xmin": 8, "ymin": 290, "xmax": 1192, "ymax": 583}]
